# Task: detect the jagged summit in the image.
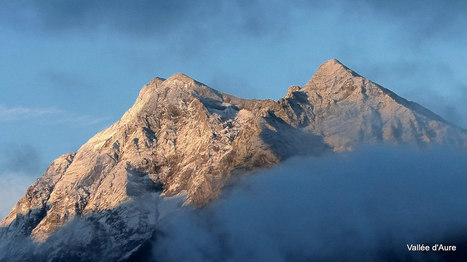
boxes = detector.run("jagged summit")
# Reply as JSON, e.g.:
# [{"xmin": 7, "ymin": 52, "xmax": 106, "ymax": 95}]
[
  {"xmin": 143, "ymin": 73, "xmax": 224, "ymax": 103},
  {"xmin": 165, "ymin": 72, "xmax": 198, "ymax": 83},
  {"xmin": 144, "ymin": 74, "xmax": 209, "ymax": 97},
  {"xmin": 148, "ymin": 76, "xmax": 165, "ymax": 85},
  {"xmin": 1, "ymin": 59, "xmax": 467, "ymax": 260},
  {"xmin": 304, "ymin": 58, "xmax": 361, "ymax": 89},
  {"xmin": 162, "ymin": 73, "xmax": 215, "ymax": 92},
  {"xmin": 318, "ymin": 58, "xmax": 346, "ymax": 70},
  {"xmin": 316, "ymin": 58, "xmax": 360, "ymax": 76}
]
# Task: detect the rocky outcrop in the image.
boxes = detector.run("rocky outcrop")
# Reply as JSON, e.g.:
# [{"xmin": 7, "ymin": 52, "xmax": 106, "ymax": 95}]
[{"xmin": 1, "ymin": 59, "xmax": 466, "ymax": 258}]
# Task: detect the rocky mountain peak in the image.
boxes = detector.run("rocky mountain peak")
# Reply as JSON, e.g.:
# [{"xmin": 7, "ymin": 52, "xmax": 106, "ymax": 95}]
[
  {"xmin": 1, "ymin": 60, "xmax": 466, "ymax": 258},
  {"xmin": 150, "ymin": 76, "xmax": 166, "ymax": 83},
  {"xmin": 161, "ymin": 73, "xmax": 215, "ymax": 94},
  {"xmin": 165, "ymin": 72, "xmax": 198, "ymax": 84},
  {"xmin": 304, "ymin": 58, "xmax": 361, "ymax": 90},
  {"xmin": 318, "ymin": 58, "xmax": 357, "ymax": 75}
]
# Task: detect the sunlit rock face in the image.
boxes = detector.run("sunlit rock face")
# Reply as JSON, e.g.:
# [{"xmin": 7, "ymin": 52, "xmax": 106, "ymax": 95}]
[
  {"xmin": 1, "ymin": 59, "xmax": 466, "ymax": 260},
  {"xmin": 283, "ymin": 59, "xmax": 466, "ymax": 151}
]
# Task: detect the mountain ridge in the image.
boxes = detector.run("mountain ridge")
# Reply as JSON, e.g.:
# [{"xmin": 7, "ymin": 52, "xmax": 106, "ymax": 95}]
[{"xmin": 1, "ymin": 59, "xmax": 466, "ymax": 260}]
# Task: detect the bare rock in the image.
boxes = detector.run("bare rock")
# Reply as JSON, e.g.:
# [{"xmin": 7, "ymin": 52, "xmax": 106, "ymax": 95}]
[{"xmin": 1, "ymin": 59, "xmax": 466, "ymax": 255}]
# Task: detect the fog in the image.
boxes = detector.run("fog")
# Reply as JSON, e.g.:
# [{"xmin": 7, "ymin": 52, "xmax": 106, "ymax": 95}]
[
  {"xmin": 1, "ymin": 145, "xmax": 467, "ymax": 261},
  {"xmin": 152, "ymin": 145, "xmax": 467, "ymax": 261}
]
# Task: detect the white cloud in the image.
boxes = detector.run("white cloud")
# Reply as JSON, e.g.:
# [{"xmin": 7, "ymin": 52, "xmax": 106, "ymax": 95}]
[
  {"xmin": 0, "ymin": 105, "xmax": 60, "ymax": 121},
  {"xmin": 0, "ymin": 104, "xmax": 109, "ymax": 126}
]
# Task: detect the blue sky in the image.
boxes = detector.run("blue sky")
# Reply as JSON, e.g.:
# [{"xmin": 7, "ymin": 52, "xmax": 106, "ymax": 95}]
[{"xmin": 0, "ymin": 0, "xmax": 466, "ymax": 189}]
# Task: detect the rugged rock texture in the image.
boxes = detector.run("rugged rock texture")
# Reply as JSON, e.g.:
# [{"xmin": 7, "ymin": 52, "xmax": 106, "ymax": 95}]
[
  {"xmin": 1, "ymin": 59, "xmax": 466, "ymax": 260},
  {"xmin": 292, "ymin": 59, "xmax": 466, "ymax": 150}
]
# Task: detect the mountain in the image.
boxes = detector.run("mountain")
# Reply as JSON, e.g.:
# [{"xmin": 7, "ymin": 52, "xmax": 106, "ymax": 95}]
[{"xmin": 1, "ymin": 59, "xmax": 466, "ymax": 261}]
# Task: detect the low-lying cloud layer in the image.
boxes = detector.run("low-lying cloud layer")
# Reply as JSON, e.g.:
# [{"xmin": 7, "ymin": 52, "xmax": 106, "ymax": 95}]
[
  {"xmin": 153, "ymin": 145, "xmax": 467, "ymax": 261},
  {"xmin": 1, "ymin": 145, "xmax": 466, "ymax": 261}
]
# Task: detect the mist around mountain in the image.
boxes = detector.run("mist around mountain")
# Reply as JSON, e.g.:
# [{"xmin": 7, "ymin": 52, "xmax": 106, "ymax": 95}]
[
  {"xmin": 152, "ymin": 145, "xmax": 467, "ymax": 262},
  {"xmin": 2, "ymin": 145, "xmax": 467, "ymax": 262},
  {"xmin": 1, "ymin": 59, "xmax": 466, "ymax": 261}
]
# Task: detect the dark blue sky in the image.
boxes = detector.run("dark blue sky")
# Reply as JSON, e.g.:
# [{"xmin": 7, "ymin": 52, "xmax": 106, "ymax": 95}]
[{"xmin": 0, "ymin": 1, "xmax": 466, "ymax": 182}]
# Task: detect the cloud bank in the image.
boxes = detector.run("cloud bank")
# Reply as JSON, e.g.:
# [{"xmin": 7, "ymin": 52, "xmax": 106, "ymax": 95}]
[
  {"xmin": 1, "ymin": 145, "xmax": 467, "ymax": 261},
  {"xmin": 153, "ymin": 145, "xmax": 467, "ymax": 262}
]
